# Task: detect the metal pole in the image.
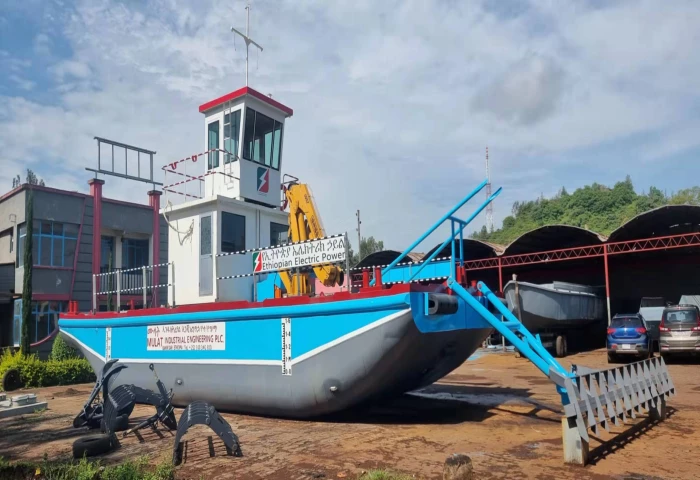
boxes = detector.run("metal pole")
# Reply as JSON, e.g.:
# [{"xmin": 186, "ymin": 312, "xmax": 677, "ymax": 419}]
[
  {"xmin": 92, "ymin": 274, "xmax": 97, "ymax": 312},
  {"xmin": 142, "ymin": 266, "xmax": 147, "ymax": 308},
  {"xmin": 603, "ymin": 244, "xmax": 611, "ymax": 325},
  {"xmin": 512, "ymin": 274, "xmax": 522, "ymax": 321},
  {"xmin": 296, "ymin": 268, "xmax": 300, "ymax": 296},
  {"xmin": 345, "ymin": 232, "xmax": 351, "ymax": 292},
  {"xmin": 116, "ymin": 270, "xmax": 121, "ymax": 312},
  {"xmin": 253, "ymin": 272, "xmax": 257, "ymax": 302},
  {"xmin": 170, "ymin": 261, "xmax": 176, "ymax": 307},
  {"xmin": 245, "ymin": 4, "xmax": 250, "ymax": 86},
  {"xmin": 356, "ymin": 210, "xmax": 361, "ymax": 262},
  {"xmin": 498, "ymin": 257, "xmax": 503, "ymax": 293}
]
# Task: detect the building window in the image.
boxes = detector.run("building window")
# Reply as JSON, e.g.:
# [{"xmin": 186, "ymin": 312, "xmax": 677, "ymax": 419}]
[
  {"xmin": 224, "ymin": 109, "xmax": 241, "ymax": 164},
  {"xmin": 122, "ymin": 238, "xmax": 149, "ymax": 269},
  {"xmin": 12, "ymin": 300, "xmax": 66, "ymax": 344},
  {"xmin": 221, "ymin": 212, "xmax": 246, "ymax": 252},
  {"xmin": 270, "ymin": 222, "xmax": 288, "ymax": 246},
  {"xmin": 101, "ymin": 236, "xmax": 115, "ymax": 273},
  {"xmin": 208, "ymin": 120, "xmax": 220, "ymax": 170},
  {"xmin": 18, "ymin": 221, "xmax": 78, "ymax": 267},
  {"xmin": 243, "ymin": 107, "xmax": 283, "ymax": 169}
]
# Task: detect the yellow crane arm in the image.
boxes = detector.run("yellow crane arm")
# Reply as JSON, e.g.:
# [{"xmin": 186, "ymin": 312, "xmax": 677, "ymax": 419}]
[{"xmin": 278, "ymin": 183, "xmax": 344, "ymax": 295}]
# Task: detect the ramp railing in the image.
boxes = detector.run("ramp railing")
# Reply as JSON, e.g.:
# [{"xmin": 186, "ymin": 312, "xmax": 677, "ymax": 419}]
[{"xmin": 380, "ymin": 178, "xmax": 675, "ymax": 465}]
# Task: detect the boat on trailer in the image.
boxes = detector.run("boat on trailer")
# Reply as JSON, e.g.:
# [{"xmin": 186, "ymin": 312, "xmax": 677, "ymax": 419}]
[{"xmin": 503, "ymin": 280, "xmax": 606, "ymax": 331}]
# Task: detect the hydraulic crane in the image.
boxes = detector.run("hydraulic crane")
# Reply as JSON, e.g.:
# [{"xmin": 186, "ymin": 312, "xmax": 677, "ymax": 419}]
[{"xmin": 278, "ymin": 176, "xmax": 345, "ymax": 296}]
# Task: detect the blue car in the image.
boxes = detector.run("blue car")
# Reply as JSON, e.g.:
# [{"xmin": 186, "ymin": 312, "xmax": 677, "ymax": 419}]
[{"xmin": 607, "ymin": 313, "xmax": 652, "ymax": 363}]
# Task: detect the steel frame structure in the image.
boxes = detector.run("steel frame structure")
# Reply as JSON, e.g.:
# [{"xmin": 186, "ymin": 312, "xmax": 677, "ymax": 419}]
[{"xmin": 461, "ymin": 231, "xmax": 700, "ymax": 323}]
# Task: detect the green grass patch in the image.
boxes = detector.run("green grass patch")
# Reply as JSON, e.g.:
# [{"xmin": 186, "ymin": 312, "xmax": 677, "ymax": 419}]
[{"xmin": 0, "ymin": 455, "xmax": 174, "ymax": 480}]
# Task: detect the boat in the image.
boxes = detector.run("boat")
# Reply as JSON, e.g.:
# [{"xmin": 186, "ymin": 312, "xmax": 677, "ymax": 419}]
[
  {"xmin": 503, "ymin": 280, "xmax": 606, "ymax": 331},
  {"xmin": 57, "ymin": 68, "xmax": 500, "ymax": 418}
]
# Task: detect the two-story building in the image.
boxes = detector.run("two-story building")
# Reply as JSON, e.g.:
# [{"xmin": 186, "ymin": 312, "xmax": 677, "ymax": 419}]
[{"xmin": 0, "ymin": 180, "xmax": 167, "ymax": 355}]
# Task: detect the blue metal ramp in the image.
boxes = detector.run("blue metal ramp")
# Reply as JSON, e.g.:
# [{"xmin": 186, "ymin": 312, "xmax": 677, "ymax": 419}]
[{"xmin": 381, "ymin": 179, "xmax": 676, "ymax": 465}]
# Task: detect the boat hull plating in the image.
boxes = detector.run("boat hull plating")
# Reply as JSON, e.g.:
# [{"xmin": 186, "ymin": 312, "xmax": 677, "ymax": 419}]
[{"xmin": 59, "ymin": 290, "xmax": 491, "ymax": 418}]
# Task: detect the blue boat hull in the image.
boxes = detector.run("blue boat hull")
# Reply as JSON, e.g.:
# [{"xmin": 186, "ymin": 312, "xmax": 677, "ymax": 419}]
[{"xmin": 59, "ymin": 290, "xmax": 492, "ymax": 417}]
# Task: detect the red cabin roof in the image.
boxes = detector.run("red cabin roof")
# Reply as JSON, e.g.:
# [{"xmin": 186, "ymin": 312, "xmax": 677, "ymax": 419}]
[{"xmin": 199, "ymin": 86, "xmax": 293, "ymax": 117}]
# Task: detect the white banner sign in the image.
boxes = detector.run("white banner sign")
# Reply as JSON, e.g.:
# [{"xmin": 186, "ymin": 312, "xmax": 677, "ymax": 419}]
[
  {"xmin": 147, "ymin": 322, "xmax": 226, "ymax": 351},
  {"xmin": 253, "ymin": 236, "xmax": 347, "ymax": 274}
]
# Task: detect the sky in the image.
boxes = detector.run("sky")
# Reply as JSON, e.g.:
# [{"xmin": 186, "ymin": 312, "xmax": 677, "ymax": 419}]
[{"xmin": 1, "ymin": 0, "xmax": 700, "ymax": 252}]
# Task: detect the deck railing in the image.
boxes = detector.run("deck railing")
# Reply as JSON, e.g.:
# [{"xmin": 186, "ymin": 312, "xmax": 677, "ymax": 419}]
[{"xmin": 93, "ymin": 262, "xmax": 175, "ymax": 311}]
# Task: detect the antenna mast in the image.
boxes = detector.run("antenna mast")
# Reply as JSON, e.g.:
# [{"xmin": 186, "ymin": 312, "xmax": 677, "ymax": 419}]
[
  {"xmin": 485, "ymin": 147, "xmax": 494, "ymax": 232},
  {"xmin": 231, "ymin": 3, "xmax": 264, "ymax": 86}
]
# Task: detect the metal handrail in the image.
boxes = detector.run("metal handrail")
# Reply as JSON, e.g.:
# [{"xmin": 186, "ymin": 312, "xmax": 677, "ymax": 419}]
[
  {"xmin": 371, "ymin": 178, "xmax": 500, "ymax": 286},
  {"xmin": 92, "ymin": 262, "xmax": 175, "ymax": 311}
]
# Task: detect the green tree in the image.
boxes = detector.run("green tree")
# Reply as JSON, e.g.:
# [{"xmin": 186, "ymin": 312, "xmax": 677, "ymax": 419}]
[
  {"xmin": 349, "ymin": 236, "xmax": 385, "ymax": 266},
  {"xmin": 471, "ymin": 175, "xmax": 697, "ymax": 244},
  {"xmin": 20, "ymin": 189, "xmax": 34, "ymax": 355}
]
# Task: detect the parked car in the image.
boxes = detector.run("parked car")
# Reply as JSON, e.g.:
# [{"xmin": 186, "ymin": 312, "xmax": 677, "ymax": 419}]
[
  {"xmin": 659, "ymin": 304, "xmax": 700, "ymax": 359},
  {"xmin": 607, "ymin": 313, "xmax": 652, "ymax": 363}
]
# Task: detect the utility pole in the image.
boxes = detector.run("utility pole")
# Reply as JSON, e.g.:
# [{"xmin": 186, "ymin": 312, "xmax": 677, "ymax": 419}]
[
  {"xmin": 355, "ymin": 210, "xmax": 361, "ymax": 260},
  {"xmin": 485, "ymin": 147, "xmax": 494, "ymax": 233}
]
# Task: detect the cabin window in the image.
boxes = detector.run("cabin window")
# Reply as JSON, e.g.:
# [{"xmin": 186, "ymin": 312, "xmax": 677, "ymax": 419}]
[
  {"xmin": 270, "ymin": 222, "xmax": 288, "ymax": 246},
  {"xmin": 122, "ymin": 238, "xmax": 149, "ymax": 269},
  {"xmin": 223, "ymin": 110, "xmax": 241, "ymax": 164},
  {"xmin": 207, "ymin": 120, "xmax": 220, "ymax": 169},
  {"xmin": 243, "ymin": 107, "xmax": 283, "ymax": 170},
  {"xmin": 221, "ymin": 212, "xmax": 246, "ymax": 252},
  {"xmin": 18, "ymin": 221, "xmax": 78, "ymax": 267}
]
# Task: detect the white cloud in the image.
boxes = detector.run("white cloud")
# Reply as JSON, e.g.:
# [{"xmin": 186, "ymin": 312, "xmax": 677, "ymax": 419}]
[
  {"xmin": 33, "ymin": 33, "xmax": 51, "ymax": 56},
  {"xmin": 8, "ymin": 75, "xmax": 36, "ymax": 91},
  {"xmin": 2, "ymin": 0, "xmax": 700, "ymax": 250},
  {"xmin": 50, "ymin": 60, "xmax": 91, "ymax": 81}
]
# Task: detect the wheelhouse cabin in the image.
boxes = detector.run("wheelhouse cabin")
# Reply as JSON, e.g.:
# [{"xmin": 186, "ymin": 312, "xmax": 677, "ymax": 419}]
[{"xmin": 163, "ymin": 87, "xmax": 293, "ymax": 306}]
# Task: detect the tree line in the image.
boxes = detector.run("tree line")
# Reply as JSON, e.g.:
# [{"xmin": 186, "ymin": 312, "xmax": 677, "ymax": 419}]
[{"xmin": 471, "ymin": 176, "xmax": 700, "ymax": 244}]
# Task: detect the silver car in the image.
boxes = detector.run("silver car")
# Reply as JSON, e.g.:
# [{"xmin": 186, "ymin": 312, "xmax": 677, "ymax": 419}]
[{"xmin": 659, "ymin": 304, "xmax": 700, "ymax": 358}]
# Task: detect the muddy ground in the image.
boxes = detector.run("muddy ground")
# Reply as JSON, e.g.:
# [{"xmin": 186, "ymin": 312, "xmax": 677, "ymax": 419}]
[{"xmin": 1, "ymin": 349, "xmax": 698, "ymax": 479}]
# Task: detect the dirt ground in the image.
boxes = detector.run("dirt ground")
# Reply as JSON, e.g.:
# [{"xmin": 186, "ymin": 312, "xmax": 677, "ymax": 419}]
[{"xmin": 1, "ymin": 349, "xmax": 698, "ymax": 479}]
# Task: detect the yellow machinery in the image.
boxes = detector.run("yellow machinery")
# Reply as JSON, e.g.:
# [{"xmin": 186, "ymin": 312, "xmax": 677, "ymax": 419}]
[{"xmin": 278, "ymin": 179, "xmax": 345, "ymax": 296}]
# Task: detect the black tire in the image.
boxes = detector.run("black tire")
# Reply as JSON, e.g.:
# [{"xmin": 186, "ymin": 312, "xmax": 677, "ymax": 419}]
[
  {"xmin": 2, "ymin": 368, "xmax": 23, "ymax": 392},
  {"xmin": 100, "ymin": 414, "xmax": 129, "ymax": 433},
  {"xmin": 555, "ymin": 336, "xmax": 566, "ymax": 358},
  {"xmin": 72, "ymin": 434, "xmax": 114, "ymax": 458},
  {"xmin": 607, "ymin": 352, "xmax": 616, "ymax": 364}
]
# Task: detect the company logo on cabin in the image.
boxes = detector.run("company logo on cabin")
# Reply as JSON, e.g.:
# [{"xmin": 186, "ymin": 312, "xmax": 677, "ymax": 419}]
[
  {"xmin": 253, "ymin": 252, "xmax": 263, "ymax": 273},
  {"xmin": 257, "ymin": 167, "xmax": 270, "ymax": 194}
]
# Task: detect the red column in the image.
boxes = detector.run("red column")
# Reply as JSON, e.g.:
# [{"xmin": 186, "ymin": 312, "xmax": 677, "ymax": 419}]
[
  {"xmin": 88, "ymin": 179, "xmax": 105, "ymax": 277},
  {"xmin": 498, "ymin": 257, "xmax": 503, "ymax": 293},
  {"xmin": 603, "ymin": 244, "xmax": 611, "ymax": 325},
  {"xmin": 148, "ymin": 190, "xmax": 162, "ymax": 307}
]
